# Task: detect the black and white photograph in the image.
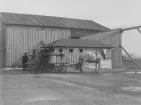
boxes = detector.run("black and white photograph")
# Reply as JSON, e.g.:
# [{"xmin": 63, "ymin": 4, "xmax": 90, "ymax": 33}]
[{"xmin": 0, "ymin": 0, "xmax": 141, "ymax": 105}]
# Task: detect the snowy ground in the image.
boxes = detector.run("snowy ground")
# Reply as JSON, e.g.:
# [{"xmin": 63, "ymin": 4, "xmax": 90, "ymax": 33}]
[{"xmin": 1, "ymin": 68, "xmax": 141, "ymax": 105}]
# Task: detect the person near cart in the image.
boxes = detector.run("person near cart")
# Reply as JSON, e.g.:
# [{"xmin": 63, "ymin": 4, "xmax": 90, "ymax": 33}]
[{"xmin": 22, "ymin": 53, "xmax": 28, "ymax": 72}]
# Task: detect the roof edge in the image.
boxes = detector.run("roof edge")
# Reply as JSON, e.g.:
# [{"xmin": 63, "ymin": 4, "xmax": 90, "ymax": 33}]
[
  {"xmin": 90, "ymin": 20, "xmax": 111, "ymax": 31},
  {"xmin": 0, "ymin": 12, "xmax": 110, "ymax": 31},
  {"xmin": 0, "ymin": 12, "xmax": 93, "ymax": 22}
]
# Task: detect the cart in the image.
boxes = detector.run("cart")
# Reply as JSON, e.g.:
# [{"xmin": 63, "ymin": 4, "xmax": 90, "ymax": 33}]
[
  {"xmin": 39, "ymin": 53, "xmax": 69, "ymax": 72},
  {"xmin": 26, "ymin": 50, "xmax": 82, "ymax": 73},
  {"xmin": 26, "ymin": 51, "xmax": 70, "ymax": 73}
]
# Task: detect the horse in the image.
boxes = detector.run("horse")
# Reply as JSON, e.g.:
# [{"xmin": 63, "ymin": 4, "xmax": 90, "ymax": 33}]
[{"xmin": 78, "ymin": 51, "xmax": 103, "ymax": 74}]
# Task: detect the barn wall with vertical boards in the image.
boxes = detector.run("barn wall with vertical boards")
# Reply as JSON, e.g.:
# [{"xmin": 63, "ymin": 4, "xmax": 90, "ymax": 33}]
[
  {"xmin": 50, "ymin": 48, "xmax": 82, "ymax": 65},
  {"xmin": 0, "ymin": 20, "xmax": 7, "ymax": 68},
  {"xmin": 0, "ymin": 18, "xmax": 2, "ymax": 68},
  {"xmin": 70, "ymin": 29, "xmax": 103, "ymax": 38},
  {"xmin": 81, "ymin": 30, "xmax": 122, "ymax": 68},
  {"xmin": 6, "ymin": 25, "xmax": 71, "ymax": 67}
]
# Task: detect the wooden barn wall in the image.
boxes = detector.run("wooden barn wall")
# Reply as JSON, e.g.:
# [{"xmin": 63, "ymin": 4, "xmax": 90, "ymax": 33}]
[
  {"xmin": 6, "ymin": 25, "xmax": 71, "ymax": 67},
  {"xmin": 0, "ymin": 21, "xmax": 6, "ymax": 68},
  {"xmin": 54, "ymin": 48, "xmax": 82, "ymax": 65},
  {"xmin": 71, "ymin": 29, "xmax": 102, "ymax": 38},
  {"xmin": 2, "ymin": 23, "xmax": 7, "ymax": 68},
  {"xmin": 0, "ymin": 19, "xmax": 2, "ymax": 68},
  {"xmin": 81, "ymin": 30, "xmax": 122, "ymax": 68},
  {"xmin": 111, "ymin": 47, "xmax": 122, "ymax": 68}
]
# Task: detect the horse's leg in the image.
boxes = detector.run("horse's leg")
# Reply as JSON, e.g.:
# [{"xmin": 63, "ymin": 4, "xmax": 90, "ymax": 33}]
[
  {"xmin": 95, "ymin": 63, "xmax": 97, "ymax": 74},
  {"xmin": 80, "ymin": 67, "xmax": 82, "ymax": 73},
  {"xmin": 95, "ymin": 63, "xmax": 99, "ymax": 74},
  {"xmin": 98, "ymin": 61, "xmax": 101, "ymax": 74},
  {"xmin": 97, "ymin": 63, "xmax": 99, "ymax": 74},
  {"xmin": 80, "ymin": 63, "xmax": 83, "ymax": 73},
  {"xmin": 96, "ymin": 62, "xmax": 100, "ymax": 74},
  {"xmin": 80, "ymin": 62, "xmax": 84, "ymax": 73}
]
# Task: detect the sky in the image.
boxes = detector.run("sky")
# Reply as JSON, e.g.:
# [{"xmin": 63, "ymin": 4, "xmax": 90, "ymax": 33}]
[{"xmin": 1, "ymin": 0, "xmax": 141, "ymax": 56}]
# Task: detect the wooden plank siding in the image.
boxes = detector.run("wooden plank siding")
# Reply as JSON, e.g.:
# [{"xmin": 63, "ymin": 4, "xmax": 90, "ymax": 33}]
[
  {"xmin": 111, "ymin": 47, "xmax": 122, "ymax": 68},
  {"xmin": 70, "ymin": 29, "xmax": 103, "ymax": 38},
  {"xmin": 6, "ymin": 25, "xmax": 71, "ymax": 67},
  {"xmin": 0, "ymin": 21, "xmax": 7, "ymax": 68},
  {"xmin": 0, "ymin": 18, "xmax": 2, "ymax": 68},
  {"xmin": 53, "ymin": 48, "xmax": 82, "ymax": 65},
  {"xmin": 2, "ymin": 23, "xmax": 7, "ymax": 68}
]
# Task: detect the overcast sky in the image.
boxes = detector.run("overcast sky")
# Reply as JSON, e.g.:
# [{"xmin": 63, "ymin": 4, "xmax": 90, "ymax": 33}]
[{"xmin": 1, "ymin": 0, "xmax": 141, "ymax": 56}]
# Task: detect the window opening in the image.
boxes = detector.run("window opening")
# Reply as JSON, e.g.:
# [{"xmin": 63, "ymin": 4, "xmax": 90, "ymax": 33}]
[{"xmin": 69, "ymin": 49, "xmax": 73, "ymax": 52}]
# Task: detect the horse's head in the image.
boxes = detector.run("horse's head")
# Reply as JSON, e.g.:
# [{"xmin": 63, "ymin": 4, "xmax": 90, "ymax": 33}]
[{"xmin": 99, "ymin": 49, "xmax": 106, "ymax": 60}]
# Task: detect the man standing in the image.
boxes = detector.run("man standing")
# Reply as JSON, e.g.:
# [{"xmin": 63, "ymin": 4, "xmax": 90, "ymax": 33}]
[{"xmin": 22, "ymin": 53, "xmax": 28, "ymax": 73}]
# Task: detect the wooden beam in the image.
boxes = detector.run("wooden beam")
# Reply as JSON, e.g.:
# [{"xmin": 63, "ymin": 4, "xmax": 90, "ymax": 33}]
[
  {"xmin": 122, "ymin": 25, "xmax": 141, "ymax": 31},
  {"xmin": 120, "ymin": 45, "xmax": 141, "ymax": 69},
  {"xmin": 92, "ymin": 29, "xmax": 122, "ymax": 41},
  {"xmin": 137, "ymin": 28, "xmax": 141, "ymax": 34},
  {"xmin": 85, "ymin": 25, "xmax": 141, "ymax": 42}
]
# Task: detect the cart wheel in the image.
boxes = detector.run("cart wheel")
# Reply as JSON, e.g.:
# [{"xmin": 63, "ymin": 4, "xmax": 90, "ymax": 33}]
[{"xmin": 57, "ymin": 65, "xmax": 67, "ymax": 72}]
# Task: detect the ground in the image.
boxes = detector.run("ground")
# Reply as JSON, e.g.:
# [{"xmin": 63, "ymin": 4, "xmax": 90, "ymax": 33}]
[
  {"xmin": 123, "ymin": 59, "xmax": 141, "ymax": 69},
  {"xmin": 1, "ymin": 68, "xmax": 141, "ymax": 105}
]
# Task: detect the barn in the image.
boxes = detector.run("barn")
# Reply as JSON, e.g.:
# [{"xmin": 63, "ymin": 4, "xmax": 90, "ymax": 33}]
[{"xmin": 0, "ymin": 12, "xmax": 121, "ymax": 69}]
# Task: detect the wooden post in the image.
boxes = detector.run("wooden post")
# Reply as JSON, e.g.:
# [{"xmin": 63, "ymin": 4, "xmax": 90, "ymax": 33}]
[
  {"xmin": 137, "ymin": 28, "xmax": 141, "ymax": 34},
  {"xmin": 120, "ymin": 45, "xmax": 141, "ymax": 69}
]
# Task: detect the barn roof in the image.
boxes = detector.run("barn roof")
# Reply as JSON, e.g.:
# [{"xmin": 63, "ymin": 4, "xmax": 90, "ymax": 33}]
[
  {"xmin": 43, "ymin": 39, "xmax": 112, "ymax": 48},
  {"xmin": 0, "ymin": 12, "xmax": 110, "ymax": 31}
]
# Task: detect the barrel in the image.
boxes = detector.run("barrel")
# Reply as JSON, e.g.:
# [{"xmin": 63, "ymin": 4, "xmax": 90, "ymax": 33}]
[{"xmin": 48, "ymin": 54, "xmax": 57, "ymax": 64}]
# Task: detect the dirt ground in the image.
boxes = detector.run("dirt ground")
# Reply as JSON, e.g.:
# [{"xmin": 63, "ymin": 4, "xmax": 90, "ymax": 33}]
[
  {"xmin": 44, "ymin": 69, "xmax": 141, "ymax": 96},
  {"xmin": 1, "ymin": 68, "xmax": 141, "ymax": 105}
]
